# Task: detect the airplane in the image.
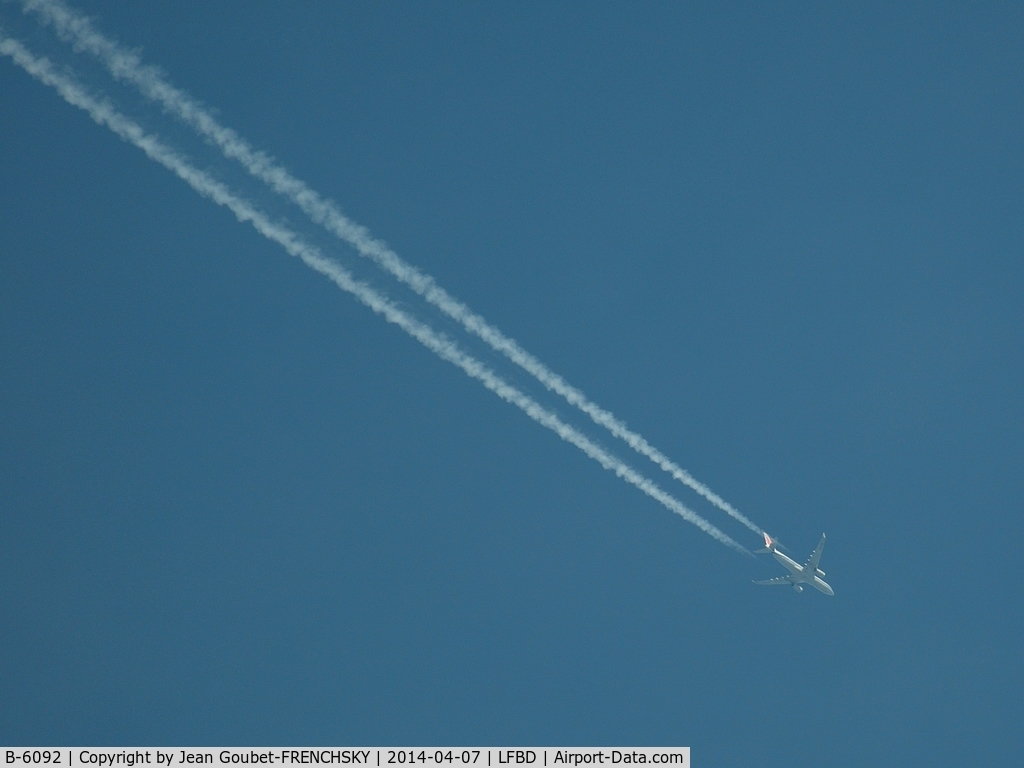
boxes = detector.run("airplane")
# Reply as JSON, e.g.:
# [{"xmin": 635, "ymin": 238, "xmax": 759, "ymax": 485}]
[{"xmin": 753, "ymin": 532, "xmax": 834, "ymax": 595}]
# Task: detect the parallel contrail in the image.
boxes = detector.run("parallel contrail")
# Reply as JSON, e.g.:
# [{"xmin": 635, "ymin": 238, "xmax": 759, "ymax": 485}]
[
  {"xmin": 19, "ymin": 0, "xmax": 762, "ymax": 535},
  {"xmin": 0, "ymin": 32, "xmax": 751, "ymax": 555}
]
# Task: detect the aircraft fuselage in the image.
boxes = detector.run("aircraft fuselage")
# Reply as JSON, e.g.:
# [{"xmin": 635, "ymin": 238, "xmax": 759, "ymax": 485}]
[{"xmin": 772, "ymin": 550, "xmax": 834, "ymax": 595}]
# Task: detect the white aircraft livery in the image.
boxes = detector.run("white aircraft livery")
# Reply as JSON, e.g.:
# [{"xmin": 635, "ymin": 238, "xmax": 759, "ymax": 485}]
[{"xmin": 754, "ymin": 532, "xmax": 835, "ymax": 595}]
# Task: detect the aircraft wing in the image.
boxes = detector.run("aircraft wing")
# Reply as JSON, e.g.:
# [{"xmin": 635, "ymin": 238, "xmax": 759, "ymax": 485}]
[
  {"xmin": 753, "ymin": 576, "xmax": 793, "ymax": 586},
  {"xmin": 804, "ymin": 534, "xmax": 826, "ymax": 571}
]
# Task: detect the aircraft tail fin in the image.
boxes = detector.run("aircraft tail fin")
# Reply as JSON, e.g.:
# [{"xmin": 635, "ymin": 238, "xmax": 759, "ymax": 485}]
[{"xmin": 755, "ymin": 532, "xmax": 777, "ymax": 553}]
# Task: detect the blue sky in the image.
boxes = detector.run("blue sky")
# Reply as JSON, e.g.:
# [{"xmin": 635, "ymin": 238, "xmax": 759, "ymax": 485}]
[{"xmin": 1, "ymin": 2, "xmax": 1022, "ymax": 763}]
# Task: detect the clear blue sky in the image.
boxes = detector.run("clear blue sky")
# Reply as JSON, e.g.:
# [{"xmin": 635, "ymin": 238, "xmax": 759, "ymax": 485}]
[{"xmin": 1, "ymin": 2, "xmax": 1021, "ymax": 763}]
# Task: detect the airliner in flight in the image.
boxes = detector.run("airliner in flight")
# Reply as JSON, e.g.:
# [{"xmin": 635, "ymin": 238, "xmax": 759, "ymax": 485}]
[{"xmin": 754, "ymin": 532, "xmax": 834, "ymax": 595}]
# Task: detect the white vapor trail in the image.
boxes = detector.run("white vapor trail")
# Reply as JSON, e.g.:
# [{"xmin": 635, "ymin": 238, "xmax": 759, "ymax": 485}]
[
  {"xmin": 18, "ymin": 0, "xmax": 762, "ymax": 535},
  {"xmin": 0, "ymin": 32, "xmax": 751, "ymax": 555}
]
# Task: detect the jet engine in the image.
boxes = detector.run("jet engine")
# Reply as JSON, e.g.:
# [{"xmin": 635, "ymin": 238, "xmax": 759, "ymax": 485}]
[
  {"xmin": 792, "ymin": 584, "xmax": 804, "ymax": 593},
  {"xmin": 815, "ymin": 568, "xmax": 826, "ymax": 577}
]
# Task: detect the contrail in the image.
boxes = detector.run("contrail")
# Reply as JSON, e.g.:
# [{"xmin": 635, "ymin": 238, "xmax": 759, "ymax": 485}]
[
  {"xmin": 0, "ymin": 32, "xmax": 751, "ymax": 556},
  {"xmin": 18, "ymin": 0, "xmax": 763, "ymax": 535}
]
